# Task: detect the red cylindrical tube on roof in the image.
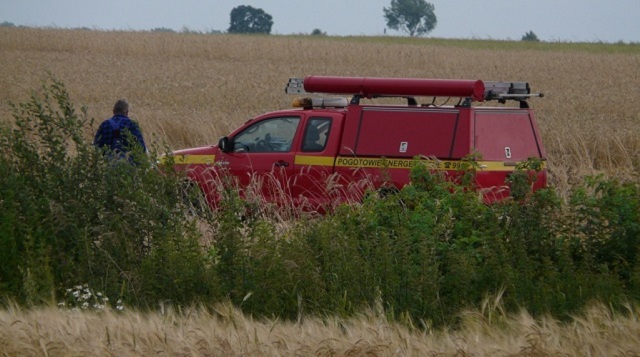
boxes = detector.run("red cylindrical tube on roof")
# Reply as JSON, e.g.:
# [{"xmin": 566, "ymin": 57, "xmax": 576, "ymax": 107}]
[{"xmin": 303, "ymin": 76, "xmax": 486, "ymax": 102}]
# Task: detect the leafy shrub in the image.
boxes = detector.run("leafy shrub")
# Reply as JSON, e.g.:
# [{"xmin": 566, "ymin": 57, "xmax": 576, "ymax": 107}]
[
  {"xmin": 216, "ymin": 160, "xmax": 640, "ymax": 327},
  {"xmin": 0, "ymin": 76, "xmax": 214, "ymax": 307}
]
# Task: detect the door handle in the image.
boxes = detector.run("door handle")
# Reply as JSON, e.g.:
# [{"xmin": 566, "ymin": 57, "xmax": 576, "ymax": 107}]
[{"xmin": 274, "ymin": 160, "xmax": 289, "ymax": 167}]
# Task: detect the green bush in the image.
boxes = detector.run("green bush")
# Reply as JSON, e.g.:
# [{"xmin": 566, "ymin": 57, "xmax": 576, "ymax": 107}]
[
  {"xmin": 218, "ymin": 160, "xmax": 640, "ymax": 327},
  {"xmin": 0, "ymin": 76, "xmax": 214, "ymax": 307}
]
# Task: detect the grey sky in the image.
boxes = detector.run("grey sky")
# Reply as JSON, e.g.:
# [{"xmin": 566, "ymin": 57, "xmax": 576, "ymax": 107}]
[{"xmin": 2, "ymin": 0, "xmax": 639, "ymax": 43}]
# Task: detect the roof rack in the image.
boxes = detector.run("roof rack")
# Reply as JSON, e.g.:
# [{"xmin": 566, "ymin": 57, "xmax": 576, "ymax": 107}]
[
  {"xmin": 484, "ymin": 81, "xmax": 543, "ymax": 103},
  {"xmin": 286, "ymin": 76, "xmax": 543, "ymax": 105}
]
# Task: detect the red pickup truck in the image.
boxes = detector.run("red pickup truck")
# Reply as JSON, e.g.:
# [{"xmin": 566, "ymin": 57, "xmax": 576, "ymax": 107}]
[{"xmin": 169, "ymin": 76, "xmax": 547, "ymax": 211}]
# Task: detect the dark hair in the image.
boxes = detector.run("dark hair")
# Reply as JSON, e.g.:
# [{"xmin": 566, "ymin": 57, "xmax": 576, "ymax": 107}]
[{"xmin": 113, "ymin": 99, "xmax": 129, "ymax": 115}]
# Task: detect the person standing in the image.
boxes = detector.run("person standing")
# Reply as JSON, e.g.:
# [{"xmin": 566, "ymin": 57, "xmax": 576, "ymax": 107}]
[{"xmin": 93, "ymin": 99, "xmax": 147, "ymax": 160}]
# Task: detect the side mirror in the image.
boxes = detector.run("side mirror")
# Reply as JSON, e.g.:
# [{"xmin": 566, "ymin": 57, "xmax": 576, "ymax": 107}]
[{"xmin": 218, "ymin": 137, "xmax": 230, "ymax": 153}]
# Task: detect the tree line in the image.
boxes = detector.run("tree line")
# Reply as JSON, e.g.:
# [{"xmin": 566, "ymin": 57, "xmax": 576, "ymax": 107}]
[
  {"xmin": 2, "ymin": 1, "xmax": 543, "ymax": 41},
  {"xmin": 228, "ymin": 1, "xmax": 438, "ymax": 37}
]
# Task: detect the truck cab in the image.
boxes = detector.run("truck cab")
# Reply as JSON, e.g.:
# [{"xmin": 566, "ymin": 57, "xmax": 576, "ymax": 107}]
[{"xmin": 170, "ymin": 76, "xmax": 546, "ymax": 211}]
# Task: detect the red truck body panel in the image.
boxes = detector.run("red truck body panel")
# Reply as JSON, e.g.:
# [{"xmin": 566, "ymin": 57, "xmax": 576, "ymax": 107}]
[{"xmin": 170, "ymin": 76, "xmax": 547, "ymax": 211}]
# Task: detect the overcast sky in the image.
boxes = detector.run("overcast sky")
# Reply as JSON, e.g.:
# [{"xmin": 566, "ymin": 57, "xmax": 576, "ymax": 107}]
[{"xmin": 2, "ymin": 0, "xmax": 639, "ymax": 43}]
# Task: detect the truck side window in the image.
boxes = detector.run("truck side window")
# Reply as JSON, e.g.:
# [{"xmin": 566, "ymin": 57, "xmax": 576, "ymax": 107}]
[
  {"xmin": 233, "ymin": 116, "xmax": 300, "ymax": 153},
  {"xmin": 302, "ymin": 117, "xmax": 331, "ymax": 152}
]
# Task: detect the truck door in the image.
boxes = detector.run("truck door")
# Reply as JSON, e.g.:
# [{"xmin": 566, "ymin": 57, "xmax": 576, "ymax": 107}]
[
  {"xmin": 218, "ymin": 115, "xmax": 301, "ymax": 202},
  {"xmin": 290, "ymin": 114, "xmax": 345, "ymax": 209}
]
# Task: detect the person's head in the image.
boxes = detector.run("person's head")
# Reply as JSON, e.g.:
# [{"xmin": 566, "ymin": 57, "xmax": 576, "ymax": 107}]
[{"xmin": 113, "ymin": 99, "xmax": 129, "ymax": 116}]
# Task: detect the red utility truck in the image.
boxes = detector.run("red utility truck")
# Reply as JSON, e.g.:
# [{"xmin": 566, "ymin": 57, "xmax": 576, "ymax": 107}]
[{"xmin": 170, "ymin": 76, "xmax": 547, "ymax": 210}]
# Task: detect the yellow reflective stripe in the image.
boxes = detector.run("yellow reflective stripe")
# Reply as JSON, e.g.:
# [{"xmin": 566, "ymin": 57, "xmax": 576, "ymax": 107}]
[
  {"xmin": 476, "ymin": 161, "xmax": 547, "ymax": 171},
  {"xmin": 295, "ymin": 155, "xmax": 543, "ymax": 171},
  {"xmin": 476, "ymin": 161, "xmax": 513, "ymax": 171},
  {"xmin": 173, "ymin": 155, "xmax": 216, "ymax": 164},
  {"xmin": 295, "ymin": 155, "xmax": 336, "ymax": 166},
  {"xmin": 164, "ymin": 154, "xmax": 544, "ymax": 170}
]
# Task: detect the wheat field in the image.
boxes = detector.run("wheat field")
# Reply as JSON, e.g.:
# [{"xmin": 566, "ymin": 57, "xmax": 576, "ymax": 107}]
[
  {"xmin": 1, "ymin": 302, "xmax": 639, "ymax": 356},
  {"xmin": 1, "ymin": 27, "xmax": 639, "ymax": 196}
]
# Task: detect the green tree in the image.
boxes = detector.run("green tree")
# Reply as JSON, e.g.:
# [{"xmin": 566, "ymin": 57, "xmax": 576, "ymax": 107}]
[
  {"xmin": 228, "ymin": 5, "xmax": 273, "ymax": 34},
  {"xmin": 383, "ymin": 0, "xmax": 437, "ymax": 37},
  {"xmin": 311, "ymin": 28, "xmax": 326, "ymax": 36},
  {"xmin": 521, "ymin": 30, "xmax": 540, "ymax": 42}
]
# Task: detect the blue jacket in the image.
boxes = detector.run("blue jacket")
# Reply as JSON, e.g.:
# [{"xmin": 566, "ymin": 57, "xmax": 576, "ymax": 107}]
[{"xmin": 93, "ymin": 114, "xmax": 147, "ymax": 154}]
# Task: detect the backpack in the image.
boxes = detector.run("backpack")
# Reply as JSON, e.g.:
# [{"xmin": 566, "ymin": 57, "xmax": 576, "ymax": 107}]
[{"xmin": 107, "ymin": 118, "xmax": 127, "ymax": 155}]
